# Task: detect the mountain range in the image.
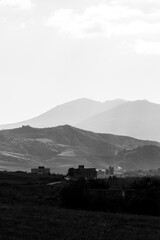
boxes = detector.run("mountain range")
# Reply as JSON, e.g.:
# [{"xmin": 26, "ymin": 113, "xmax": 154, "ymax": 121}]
[
  {"xmin": 0, "ymin": 98, "xmax": 125, "ymax": 130},
  {"xmin": 77, "ymin": 100, "xmax": 160, "ymax": 141},
  {"xmin": 1, "ymin": 98, "xmax": 160, "ymax": 141},
  {"xmin": 0, "ymin": 125, "xmax": 160, "ymax": 173},
  {"xmin": 1, "ymin": 98, "xmax": 160, "ymax": 173}
]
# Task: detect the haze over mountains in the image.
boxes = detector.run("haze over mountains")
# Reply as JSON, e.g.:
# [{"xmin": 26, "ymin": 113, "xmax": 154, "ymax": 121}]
[
  {"xmin": 0, "ymin": 98, "xmax": 125, "ymax": 130},
  {"xmin": 0, "ymin": 125, "xmax": 160, "ymax": 173},
  {"xmin": 1, "ymin": 98, "xmax": 160, "ymax": 141},
  {"xmin": 77, "ymin": 100, "xmax": 160, "ymax": 142}
]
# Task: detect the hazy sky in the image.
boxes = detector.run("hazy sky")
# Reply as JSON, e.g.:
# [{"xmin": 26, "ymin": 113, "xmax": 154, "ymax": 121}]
[{"xmin": 1, "ymin": 0, "xmax": 160, "ymax": 124}]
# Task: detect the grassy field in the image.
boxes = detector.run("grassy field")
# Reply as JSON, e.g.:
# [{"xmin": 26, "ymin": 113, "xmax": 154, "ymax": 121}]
[
  {"xmin": 0, "ymin": 172, "xmax": 160, "ymax": 240},
  {"xmin": 0, "ymin": 205, "xmax": 160, "ymax": 240}
]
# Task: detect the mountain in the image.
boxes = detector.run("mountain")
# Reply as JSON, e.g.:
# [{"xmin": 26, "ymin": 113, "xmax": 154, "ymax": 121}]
[
  {"xmin": 0, "ymin": 98, "xmax": 126, "ymax": 130},
  {"xmin": 117, "ymin": 145, "xmax": 160, "ymax": 170},
  {"xmin": 0, "ymin": 125, "xmax": 159, "ymax": 173},
  {"xmin": 77, "ymin": 100, "xmax": 160, "ymax": 142}
]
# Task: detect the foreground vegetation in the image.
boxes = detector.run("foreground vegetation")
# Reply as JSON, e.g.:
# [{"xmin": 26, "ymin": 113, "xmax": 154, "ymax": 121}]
[
  {"xmin": 61, "ymin": 177, "xmax": 160, "ymax": 216},
  {"xmin": 0, "ymin": 205, "xmax": 160, "ymax": 240},
  {"xmin": 0, "ymin": 171, "xmax": 160, "ymax": 239}
]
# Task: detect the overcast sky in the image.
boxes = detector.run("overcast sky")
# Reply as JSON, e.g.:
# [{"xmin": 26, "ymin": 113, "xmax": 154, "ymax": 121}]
[{"xmin": 0, "ymin": 0, "xmax": 160, "ymax": 124}]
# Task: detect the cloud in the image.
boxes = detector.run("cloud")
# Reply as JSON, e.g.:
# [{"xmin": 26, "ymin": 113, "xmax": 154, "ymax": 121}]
[
  {"xmin": 112, "ymin": 0, "xmax": 160, "ymax": 9},
  {"xmin": 0, "ymin": 0, "xmax": 34, "ymax": 10},
  {"xmin": 115, "ymin": 21, "xmax": 160, "ymax": 36},
  {"xmin": 135, "ymin": 40, "xmax": 160, "ymax": 55},
  {"xmin": 45, "ymin": 3, "xmax": 160, "ymax": 38}
]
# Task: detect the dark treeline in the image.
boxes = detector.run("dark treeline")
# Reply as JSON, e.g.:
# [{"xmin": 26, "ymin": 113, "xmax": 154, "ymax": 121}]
[
  {"xmin": 0, "ymin": 171, "xmax": 160, "ymax": 216},
  {"xmin": 60, "ymin": 177, "xmax": 160, "ymax": 216}
]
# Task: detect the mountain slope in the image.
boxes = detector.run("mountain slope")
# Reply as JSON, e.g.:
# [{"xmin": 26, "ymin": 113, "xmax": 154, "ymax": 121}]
[
  {"xmin": 77, "ymin": 100, "xmax": 160, "ymax": 141},
  {"xmin": 0, "ymin": 125, "xmax": 160, "ymax": 173},
  {"xmin": 117, "ymin": 145, "xmax": 160, "ymax": 170},
  {"xmin": 0, "ymin": 98, "xmax": 126, "ymax": 130}
]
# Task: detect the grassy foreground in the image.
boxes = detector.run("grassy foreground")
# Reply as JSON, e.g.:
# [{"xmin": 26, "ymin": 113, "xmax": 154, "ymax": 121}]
[{"xmin": 0, "ymin": 205, "xmax": 160, "ymax": 240}]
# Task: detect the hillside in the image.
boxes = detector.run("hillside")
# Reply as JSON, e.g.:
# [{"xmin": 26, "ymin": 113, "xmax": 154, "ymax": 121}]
[
  {"xmin": 0, "ymin": 98, "xmax": 125, "ymax": 130},
  {"xmin": 0, "ymin": 125, "xmax": 160, "ymax": 173},
  {"xmin": 77, "ymin": 100, "xmax": 160, "ymax": 141},
  {"xmin": 117, "ymin": 145, "xmax": 160, "ymax": 170}
]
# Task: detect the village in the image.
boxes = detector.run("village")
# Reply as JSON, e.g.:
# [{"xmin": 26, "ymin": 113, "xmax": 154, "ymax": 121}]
[{"xmin": 31, "ymin": 165, "xmax": 160, "ymax": 179}]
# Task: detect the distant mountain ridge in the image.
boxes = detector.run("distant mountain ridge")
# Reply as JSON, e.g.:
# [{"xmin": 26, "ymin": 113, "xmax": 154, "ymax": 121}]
[
  {"xmin": 1, "ymin": 98, "xmax": 160, "ymax": 141},
  {"xmin": 77, "ymin": 100, "xmax": 160, "ymax": 142},
  {"xmin": 0, "ymin": 125, "xmax": 160, "ymax": 173},
  {"xmin": 0, "ymin": 98, "xmax": 126, "ymax": 130}
]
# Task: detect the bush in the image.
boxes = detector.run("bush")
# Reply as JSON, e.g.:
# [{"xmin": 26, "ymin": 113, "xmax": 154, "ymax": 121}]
[
  {"xmin": 60, "ymin": 177, "xmax": 160, "ymax": 216},
  {"xmin": 60, "ymin": 179, "xmax": 118, "ymax": 211},
  {"xmin": 60, "ymin": 178, "xmax": 88, "ymax": 209}
]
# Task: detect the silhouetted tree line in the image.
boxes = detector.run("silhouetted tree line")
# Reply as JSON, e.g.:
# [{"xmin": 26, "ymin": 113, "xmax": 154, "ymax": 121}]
[
  {"xmin": 130, "ymin": 177, "xmax": 160, "ymax": 189},
  {"xmin": 60, "ymin": 177, "xmax": 160, "ymax": 216},
  {"xmin": 60, "ymin": 178, "xmax": 109, "ymax": 209}
]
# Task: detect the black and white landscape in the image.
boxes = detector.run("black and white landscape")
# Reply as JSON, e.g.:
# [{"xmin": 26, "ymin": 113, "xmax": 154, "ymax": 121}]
[{"xmin": 1, "ymin": 0, "xmax": 160, "ymax": 239}]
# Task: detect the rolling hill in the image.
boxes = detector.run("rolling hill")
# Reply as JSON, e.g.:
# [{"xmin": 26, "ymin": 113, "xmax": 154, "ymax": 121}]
[
  {"xmin": 77, "ymin": 100, "xmax": 160, "ymax": 141},
  {"xmin": 117, "ymin": 145, "xmax": 160, "ymax": 171},
  {"xmin": 0, "ymin": 125, "xmax": 159, "ymax": 173}
]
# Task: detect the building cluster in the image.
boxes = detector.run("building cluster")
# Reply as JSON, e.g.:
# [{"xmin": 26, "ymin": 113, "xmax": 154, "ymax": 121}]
[
  {"xmin": 67, "ymin": 165, "xmax": 97, "ymax": 180},
  {"xmin": 31, "ymin": 165, "xmax": 115, "ymax": 179},
  {"xmin": 31, "ymin": 166, "xmax": 50, "ymax": 175},
  {"xmin": 67, "ymin": 165, "xmax": 115, "ymax": 180},
  {"xmin": 31, "ymin": 165, "xmax": 160, "ymax": 178}
]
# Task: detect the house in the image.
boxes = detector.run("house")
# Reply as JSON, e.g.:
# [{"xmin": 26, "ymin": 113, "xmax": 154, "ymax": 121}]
[
  {"xmin": 67, "ymin": 165, "xmax": 97, "ymax": 180},
  {"xmin": 31, "ymin": 166, "xmax": 50, "ymax": 175}
]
